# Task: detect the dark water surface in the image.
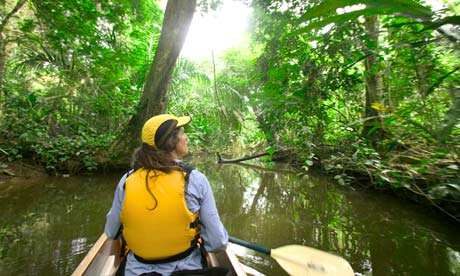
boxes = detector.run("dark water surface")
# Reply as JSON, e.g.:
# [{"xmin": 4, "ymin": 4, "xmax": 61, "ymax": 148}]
[{"xmin": 1, "ymin": 156, "xmax": 459, "ymax": 276}]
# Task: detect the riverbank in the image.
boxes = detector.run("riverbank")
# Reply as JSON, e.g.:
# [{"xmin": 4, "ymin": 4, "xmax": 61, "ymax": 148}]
[
  {"xmin": 2, "ymin": 150, "xmax": 459, "ymax": 225},
  {"xmin": 0, "ymin": 160, "xmax": 48, "ymax": 184},
  {"xmin": 316, "ymin": 145, "xmax": 460, "ymax": 224}
]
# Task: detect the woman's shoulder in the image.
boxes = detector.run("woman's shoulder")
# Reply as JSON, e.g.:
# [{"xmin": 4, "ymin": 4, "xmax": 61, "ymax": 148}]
[
  {"xmin": 189, "ymin": 168, "xmax": 207, "ymax": 182},
  {"xmin": 179, "ymin": 163, "xmax": 204, "ymax": 178},
  {"xmin": 187, "ymin": 168, "xmax": 211, "ymax": 195}
]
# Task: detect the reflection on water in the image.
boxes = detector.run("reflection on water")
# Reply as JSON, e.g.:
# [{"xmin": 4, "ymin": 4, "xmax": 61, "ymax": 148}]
[
  {"xmin": 0, "ymin": 157, "xmax": 459, "ymax": 276},
  {"xmin": 0, "ymin": 172, "xmax": 120, "ymax": 276}
]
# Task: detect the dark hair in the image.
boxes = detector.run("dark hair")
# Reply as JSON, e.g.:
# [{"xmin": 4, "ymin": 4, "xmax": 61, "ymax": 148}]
[{"xmin": 131, "ymin": 127, "xmax": 184, "ymax": 210}]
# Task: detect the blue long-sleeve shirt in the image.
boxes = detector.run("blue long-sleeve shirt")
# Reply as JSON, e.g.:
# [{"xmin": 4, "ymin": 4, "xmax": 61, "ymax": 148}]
[{"xmin": 104, "ymin": 167, "xmax": 228, "ymax": 276}]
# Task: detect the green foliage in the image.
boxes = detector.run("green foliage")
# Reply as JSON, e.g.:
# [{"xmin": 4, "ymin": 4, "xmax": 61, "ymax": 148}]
[
  {"xmin": 30, "ymin": 134, "xmax": 115, "ymax": 173},
  {"xmin": 1, "ymin": 102, "xmax": 116, "ymax": 173},
  {"xmin": 245, "ymin": 0, "xmax": 460, "ymax": 220},
  {"xmin": 429, "ymin": 182, "xmax": 460, "ymax": 201},
  {"xmin": 250, "ymin": 0, "xmax": 368, "ymax": 160},
  {"xmin": 0, "ymin": 0, "xmax": 163, "ymax": 173},
  {"xmin": 168, "ymin": 48, "xmax": 263, "ymax": 153},
  {"xmin": 295, "ymin": 0, "xmax": 432, "ymax": 34}
]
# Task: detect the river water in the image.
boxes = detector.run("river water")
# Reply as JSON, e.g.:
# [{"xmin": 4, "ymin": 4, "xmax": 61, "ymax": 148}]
[{"xmin": 0, "ymin": 156, "xmax": 459, "ymax": 276}]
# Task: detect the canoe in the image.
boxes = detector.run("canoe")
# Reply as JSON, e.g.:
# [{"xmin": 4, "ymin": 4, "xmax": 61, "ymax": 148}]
[{"xmin": 71, "ymin": 233, "xmax": 248, "ymax": 276}]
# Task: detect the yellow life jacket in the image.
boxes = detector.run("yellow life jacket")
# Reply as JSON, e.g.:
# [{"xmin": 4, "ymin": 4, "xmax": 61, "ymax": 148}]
[{"xmin": 120, "ymin": 168, "xmax": 200, "ymax": 261}]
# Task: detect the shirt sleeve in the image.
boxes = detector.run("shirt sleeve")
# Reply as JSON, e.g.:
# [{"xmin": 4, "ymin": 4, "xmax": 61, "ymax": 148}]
[
  {"xmin": 186, "ymin": 170, "xmax": 228, "ymax": 253},
  {"xmin": 104, "ymin": 172, "xmax": 128, "ymax": 239}
]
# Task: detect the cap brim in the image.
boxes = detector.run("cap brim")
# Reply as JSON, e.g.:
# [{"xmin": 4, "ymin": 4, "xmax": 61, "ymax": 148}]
[{"xmin": 176, "ymin": 116, "xmax": 191, "ymax": 127}]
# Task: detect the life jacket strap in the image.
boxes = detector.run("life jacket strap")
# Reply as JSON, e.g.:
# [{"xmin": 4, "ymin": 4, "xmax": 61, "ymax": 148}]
[
  {"xmin": 189, "ymin": 217, "xmax": 200, "ymax": 228},
  {"xmin": 133, "ymin": 243, "xmax": 198, "ymax": 264}
]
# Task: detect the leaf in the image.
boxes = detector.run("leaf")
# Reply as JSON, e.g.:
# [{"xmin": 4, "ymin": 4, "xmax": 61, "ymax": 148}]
[
  {"xmin": 419, "ymin": 159, "xmax": 429, "ymax": 165},
  {"xmin": 389, "ymin": 171, "xmax": 402, "ymax": 177},
  {"xmin": 391, "ymin": 182, "xmax": 402, "ymax": 188},
  {"xmin": 293, "ymin": 0, "xmax": 432, "ymax": 35},
  {"xmin": 379, "ymin": 174, "xmax": 394, "ymax": 183},
  {"xmin": 352, "ymin": 150, "xmax": 359, "ymax": 160},
  {"xmin": 429, "ymin": 184, "xmax": 460, "ymax": 200},
  {"xmin": 429, "ymin": 186, "xmax": 449, "ymax": 199},
  {"xmin": 371, "ymin": 102, "xmax": 388, "ymax": 111},
  {"xmin": 446, "ymin": 184, "xmax": 460, "ymax": 193},
  {"xmin": 422, "ymin": 16, "xmax": 460, "ymax": 31},
  {"xmin": 266, "ymin": 146, "xmax": 275, "ymax": 155},
  {"xmin": 298, "ymin": 0, "xmax": 431, "ymax": 22}
]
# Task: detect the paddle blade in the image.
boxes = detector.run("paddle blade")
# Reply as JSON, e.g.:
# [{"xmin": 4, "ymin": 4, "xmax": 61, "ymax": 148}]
[{"xmin": 271, "ymin": 245, "xmax": 354, "ymax": 276}]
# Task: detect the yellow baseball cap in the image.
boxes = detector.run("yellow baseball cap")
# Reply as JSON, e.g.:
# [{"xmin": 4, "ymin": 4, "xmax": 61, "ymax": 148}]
[{"xmin": 141, "ymin": 114, "xmax": 191, "ymax": 148}]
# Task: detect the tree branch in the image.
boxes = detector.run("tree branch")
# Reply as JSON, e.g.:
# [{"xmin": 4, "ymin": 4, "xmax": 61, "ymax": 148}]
[{"xmin": 216, "ymin": 152, "xmax": 270, "ymax": 164}]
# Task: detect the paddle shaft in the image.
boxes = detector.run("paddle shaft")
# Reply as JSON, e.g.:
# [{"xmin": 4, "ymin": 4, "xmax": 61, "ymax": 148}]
[{"xmin": 229, "ymin": 236, "xmax": 271, "ymax": 255}]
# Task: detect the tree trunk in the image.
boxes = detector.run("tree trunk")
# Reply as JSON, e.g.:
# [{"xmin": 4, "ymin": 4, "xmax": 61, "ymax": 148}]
[
  {"xmin": 0, "ymin": 0, "xmax": 28, "ymax": 113},
  {"xmin": 111, "ymin": 0, "xmax": 197, "ymax": 161},
  {"xmin": 439, "ymin": 84, "xmax": 460, "ymax": 143},
  {"xmin": 361, "ymin": 15, "xmax": 384, "ymax": 143},
  {"xmin": 0, "ymin": 33, "xmax": 6, "ymax": 112},
  {"xmin": 140, "ymin": 0, "xmax": 197, "ymax": 121}
]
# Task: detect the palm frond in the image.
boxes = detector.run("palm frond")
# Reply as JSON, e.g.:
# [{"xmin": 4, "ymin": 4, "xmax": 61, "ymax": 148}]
[{"xmin": 294, "ymin": 0, "xmax": 432, "ymax": 34}]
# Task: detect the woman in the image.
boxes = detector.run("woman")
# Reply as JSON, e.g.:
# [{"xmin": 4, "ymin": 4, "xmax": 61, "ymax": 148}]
[{"xmin": 104, "ymin": 114, "xmax": 228, "ymax": 276}]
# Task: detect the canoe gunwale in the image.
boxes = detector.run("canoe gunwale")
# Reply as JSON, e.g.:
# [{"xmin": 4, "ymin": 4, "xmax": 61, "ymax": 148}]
[
  {"xmin": 71, "ymin": 234, "xmax": 118, "ymax": 276},
  {"xmin": 72, "ymin": 234, "xmax": 247, "ymax": 276}
]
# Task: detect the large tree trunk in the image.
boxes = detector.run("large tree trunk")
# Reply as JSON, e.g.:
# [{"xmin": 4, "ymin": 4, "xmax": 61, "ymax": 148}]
[
  {"xmin": 139, "ymin": 0, "xmax": 197, "ymax": 121},
  {"xmin": 0, "ymin": 33, "xmax": 6, "ymax": 112},
  {"xmin": 0, "ymin": 0, "xmax": 28, "ymax": 112},
  {"xmin": 111, "ymin": 0, "xmax": 197, "ymax": 162},
  {"xmin": 361, "ymin": 15, "xmax": 385, "ymax": 143}
]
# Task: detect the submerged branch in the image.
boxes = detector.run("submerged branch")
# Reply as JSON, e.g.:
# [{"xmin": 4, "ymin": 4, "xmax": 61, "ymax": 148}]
[{"xmin": 216, "ymin": 152, "xmax": 270, "ymax": 164}]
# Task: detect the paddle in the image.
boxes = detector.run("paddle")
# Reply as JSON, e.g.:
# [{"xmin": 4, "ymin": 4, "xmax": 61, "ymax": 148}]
[{"xmin": 229, "ymin": 236, "xmax": 354, "ymax": 276}]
